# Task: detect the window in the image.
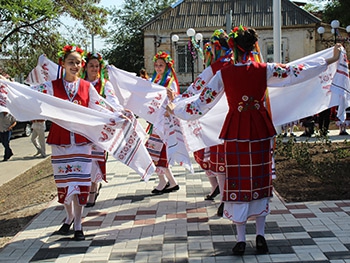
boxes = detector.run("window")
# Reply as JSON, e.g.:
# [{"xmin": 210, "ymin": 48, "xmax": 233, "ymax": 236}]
[
  {"xmin": 265, "ymin": 40, "xmax": 288, "ymax": 63},
  {"xmin": 176, "ymin": 44, "xmax": 193, "ymax": 73}
]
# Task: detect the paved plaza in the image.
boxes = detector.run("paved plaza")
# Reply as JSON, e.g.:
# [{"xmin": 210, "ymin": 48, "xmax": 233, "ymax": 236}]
[{"xmin": 1, "ymin": 129, "xmax": 350, "ymax": 262}]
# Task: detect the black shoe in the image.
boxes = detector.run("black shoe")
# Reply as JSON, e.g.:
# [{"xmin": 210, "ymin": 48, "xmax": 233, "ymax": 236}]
[
  {"xmin": 85, "ymin": 202, "xmax": 95, "ymax": 208},
  {"xmin": 217, "ymin": 202, "xmax": 224, "ymax": 217},
  {"xmin": 256, "ymin": 235, "xmax": 269, "ymax": 254},
  {"xmin": 339, "ymin": 131, "xmax": 349, "ymax": 135},
  {"xmin": 162, "ymin": 184, "xmax": 179, "ymax": 193},
  {"xmin": 3, "ymin": 152, "xmax": 13, "ymax": 161},
  {"xmin": 232, "ymin": 242, "xmax": 246, "ymax": 255},
  {"xmin": 57, "ymin": 221, "xmax": 73, "ymax": 235},
  {"xmin": 74, "ymin": 230, "xmax": 85, "ymax": 241},
  {"xmin": 204, "ymin": 186, "xmax": 220, "ymax": 201},
  {"xmin": 151, "ymin": 182, "xmax": 170, "ymax": 194}
]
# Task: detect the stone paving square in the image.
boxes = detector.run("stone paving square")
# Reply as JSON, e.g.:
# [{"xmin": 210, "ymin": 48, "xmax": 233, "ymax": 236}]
[{"xmin": 1, "ymin": 144, "xmax": 350, "ymax": 262}]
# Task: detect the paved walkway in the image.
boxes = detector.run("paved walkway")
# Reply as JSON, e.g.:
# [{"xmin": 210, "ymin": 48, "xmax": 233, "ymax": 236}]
[{"xmin": 1, "ymin": 129, "xmax": 350, "ymax": 262}]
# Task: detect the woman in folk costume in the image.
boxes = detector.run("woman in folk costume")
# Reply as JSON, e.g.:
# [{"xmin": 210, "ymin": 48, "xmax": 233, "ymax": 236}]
[
  {"xmin": 168, "ymin": 26, "xmax": 342, "ymax": 255},
  {"xmin": 30, "ymin": 44, "xmax": 114, "ymax": 241},
  {"xmin": 81, "ymin": 52, "xmax": 121, "ymax": 207},
  {"xmin": 176, "ymin": 29, "xmax": 232, "ymax": 212},
  {"xmin": 146, "ymin": 51, "xmax": 180, "ymax": 194}
]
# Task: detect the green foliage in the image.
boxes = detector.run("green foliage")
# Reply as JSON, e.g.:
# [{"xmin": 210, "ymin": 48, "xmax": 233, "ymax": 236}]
[
  {"xmin": 103, "ymin": 0, "xmax": 175, "ymax": 73},
  {"xmin": 0, "ymin": 0, "xmax": 109, "ymax": 78},
  {"xmin": 275, "ymin": 135, "xmax": 350, "ymax": 178},
  {"xmin": 322, "ymin": 0, "xmax": 350, "ymax": 26}
]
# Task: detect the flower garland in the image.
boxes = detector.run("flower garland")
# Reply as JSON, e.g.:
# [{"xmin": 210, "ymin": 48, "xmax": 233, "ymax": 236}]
[
  {"xmin": 81, "ymin": 52, "xmax": 108, "ymax": 97},
  {"xmin": 210, "ymin": 29, "xmax": 230, "ymax": 62},
  {"xmin": 57, "ymin": 44, "xmax": 85, "ymax": 66},
  {"xmin": 188, "ymin": 37, "xmax": 204, "ymax": 60},
  {"xmin": 151, "ymin": 51, "xmax": 179, "ymax": 93},
  {"xmin": 153, "ymin": 51, "xmax": 174, "ymax": 67},
  {"xmin": 228, "ymin": 25, "xmax": 252, "ymax": 63},
  {"xmin": 203, "ymin": 42, "xmax": 213, "ymax": 68}
]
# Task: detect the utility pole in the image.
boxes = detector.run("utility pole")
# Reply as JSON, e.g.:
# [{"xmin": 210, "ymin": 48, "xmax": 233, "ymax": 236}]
[{"xmin": 273, "ymin": 0, "xmax": 282, "ymax": 62}]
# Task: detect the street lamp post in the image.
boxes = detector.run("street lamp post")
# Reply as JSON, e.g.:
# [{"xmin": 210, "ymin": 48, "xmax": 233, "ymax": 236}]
[
  {"xmin": 317, "ymin": 20, "xmax": 350, "ymax": 46},
  {"xmin": 172, "ymin": 28, "xmax": 203, "ymax": 83}
]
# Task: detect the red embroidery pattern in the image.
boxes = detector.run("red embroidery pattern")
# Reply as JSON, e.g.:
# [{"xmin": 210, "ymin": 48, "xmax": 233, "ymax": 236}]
[
  {"xmin": 291, "ymin": 64, "xmax": 305, "ymax": 77},
  {"xmin": 193, "ymin": 77, "xmax": 206, "ymax": 91},
  {"xmin": 272, "ymin": 63, "xmax": 290, "ymax": 78},
  {"xmin": 99, "ymin": 119, "xmax": 117, "ymax": 142},
  {"xmin": 237, "ymin": 95, "xmax": 260, "ymax": 112},
  {"xmin": 57, "ymin": 164, "xmax": 82, "ymax": 174},
  {"xmin": 41, "ymin": 63, "xmax": 50, "ymax": 81},
  {"xmin": 185, "ymin": 103, "xmax": 202, "ymax": 115},
  {"xmin": 0, "ymin": 83, "xmax": 8, "ymax": 107},
  {"xmin": 116, "ymin": 130, "xmax": 137, "ymax": 161},
  {"xmin": 148, "ymin": 92, "xmax": 162, "ymax": 115},
  {"xmin": 186, "ymin": 120, "xmax": 202, "ymax": 136},
  {"xmin": 199, "ymin": 87, "xmax": 218, "ymax": 104},
  {"xmin": 32, "ymin": 83, "xmax": 48, "ymax": 94}
]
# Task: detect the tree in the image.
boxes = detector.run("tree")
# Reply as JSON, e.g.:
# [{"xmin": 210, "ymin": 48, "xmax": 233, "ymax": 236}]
[
  {"xmin": 0, "ymin": 0, "xmax": 109, "ymax": 78},
  {"xmin": 321, "ymin": 0, "xmax": 350, "ymax": 26},
  {"xmin": 103, "ymin": 0, "xmax": 175, "ymax": 73}
]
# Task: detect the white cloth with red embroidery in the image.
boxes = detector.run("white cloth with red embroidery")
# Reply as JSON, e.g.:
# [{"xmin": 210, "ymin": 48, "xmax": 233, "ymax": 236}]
[
  {"xmin": 24, "ymin": 55, "xmax": 193, "ymax": 173},
  {"xmin": 173, "ymin": 47, "xmax": 350, "ymax": 152},
  {"xmin": 0, "ymin": 79, "xmax": 155, "ymax": 181},
  {"xmin": 107, "ymin": 65, "xmax": 193, "ymax": 173}
]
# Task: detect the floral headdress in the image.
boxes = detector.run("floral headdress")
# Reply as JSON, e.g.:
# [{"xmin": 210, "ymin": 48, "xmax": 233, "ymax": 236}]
[
  {"xmin": 57, "ymin": 44, "xmax": 85, "ymax": 66},
  {"xmin": 84, "ymin": 52, "xmax": 106, "ymax": 68},
  {"xmin": 81, "ymin": 52, "xmax": 108, "ymax": 96},
  {"xmin": 203, "ymin": 42, "xmax": 213, "ymax": 68},
  {"xmin": 153, "ymin": 51, "xmax": 174, "ymax": 68},
  {"xmin": 151, "ymin": 51, "xmax": 179, "ymax": 93},
  {"xmin": 228, "ymin": 25, "xmax": 259, "ymax": 63},
  {"xmin": 210, "ymin": 29, "xmax": 231, "ymax": 63}
]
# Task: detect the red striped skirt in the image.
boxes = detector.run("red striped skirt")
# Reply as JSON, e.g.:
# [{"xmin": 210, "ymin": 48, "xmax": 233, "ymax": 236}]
[{"xmin": 222, "ymin": 138, "xmax": 273, "ymax": 202}]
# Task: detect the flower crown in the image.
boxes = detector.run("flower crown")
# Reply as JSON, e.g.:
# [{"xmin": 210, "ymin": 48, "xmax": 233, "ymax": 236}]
[
  {"xmin": 211, "ymin": 29, "xmax": 228, "ymax": 45},
  {"xmin": 58, "ymin": 44, "xmax": 85, "ymax": 65},
  {"xmin": 153, "ymin": 51, "xmax": 174, "ymax": 67},
  {"xmin": 204, "ymin": 42, "xmax": 212, "ymax": 53},
  {"xmin": 203, "ymin": 42, "xmax": 213, "ymax": 68},
  {"xmin": 228, "ymin": 25, "xmax": 247, "ymax": 50},
  {"xmin": 84, "ymin": 52, "xmax": 106, "ymax": 68}
]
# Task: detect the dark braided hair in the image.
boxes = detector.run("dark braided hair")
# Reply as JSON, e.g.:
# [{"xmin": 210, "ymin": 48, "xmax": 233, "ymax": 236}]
[{"xmin": 234, "ymin": 28, "xmax": 258, "ymax": 53}]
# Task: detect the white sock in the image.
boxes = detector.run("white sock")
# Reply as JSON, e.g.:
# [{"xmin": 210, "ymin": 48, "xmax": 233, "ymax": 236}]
[
  {"xmin": 73, "ymin": 196, "xmax": 84, "ymax": 231},
  {"xmin": 216, "ymin": 173, "xmax": 226, "ymax": 201},
  {"xmin": 236, "ymin": 223, "xmax": 246, "ymax": 242},
  {"xmin": 207, "ymin": 173, "xmax": 218, "ymax": 194},
  {"xmin": 255, "ymin": 216, "xmax": 266, "ymax": 236},
  {"xmin": 63, "ymin": 202, "xmax": 74, "ymax": 224}
]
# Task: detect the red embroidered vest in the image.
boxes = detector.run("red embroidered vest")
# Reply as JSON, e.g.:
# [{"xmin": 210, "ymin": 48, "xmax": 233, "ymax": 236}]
[
  {"xmin": 92, "ymin": 79, "xmax": 107, "ymax": 98},
  {"xmin": 219, "ymin": 62, "xmax": 276, "ymax": 140},
  {"xmin": 46, "ymin": 79, "xmax": 91, "ymax": 145}
]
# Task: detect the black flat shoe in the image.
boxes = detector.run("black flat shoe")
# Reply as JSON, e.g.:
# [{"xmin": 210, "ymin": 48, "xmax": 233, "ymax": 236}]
[
  {"xmin": 74, "ymin": 230, "xmax": 85, "ymax": 241},
  {"xmin": 204, "ymin": 186, "xmax": 220, "ymax": 200},
  {"xmin": 217, "ymin": 202, "xmax": 224, "ymax": 217},
  {"xmin": 85, "ymin": 202, "xmax": 95, "ymax": 207},
  {"xmin": 256, "ymin": 235, "xmax": 269, "ymax": 254},
  {"xmin": 232, "ymin": 242, "xmax": 246, "ymax": 255},
  {"xmin": 151, "ymin": 182, "xmax": 170, "ymax": 194},
  {"xmin": 57, "ymin": 220, "xmax": 73, "ymax": 235},
  {"xmin": 162, "ymin": 185, "xmax": 179, "ymax": 193}
]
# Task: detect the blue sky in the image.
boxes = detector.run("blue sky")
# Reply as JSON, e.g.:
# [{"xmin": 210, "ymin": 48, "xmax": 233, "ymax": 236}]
[{"xmin": 93, "ymin": 0, "xmax": 123, "ymax": 51}]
